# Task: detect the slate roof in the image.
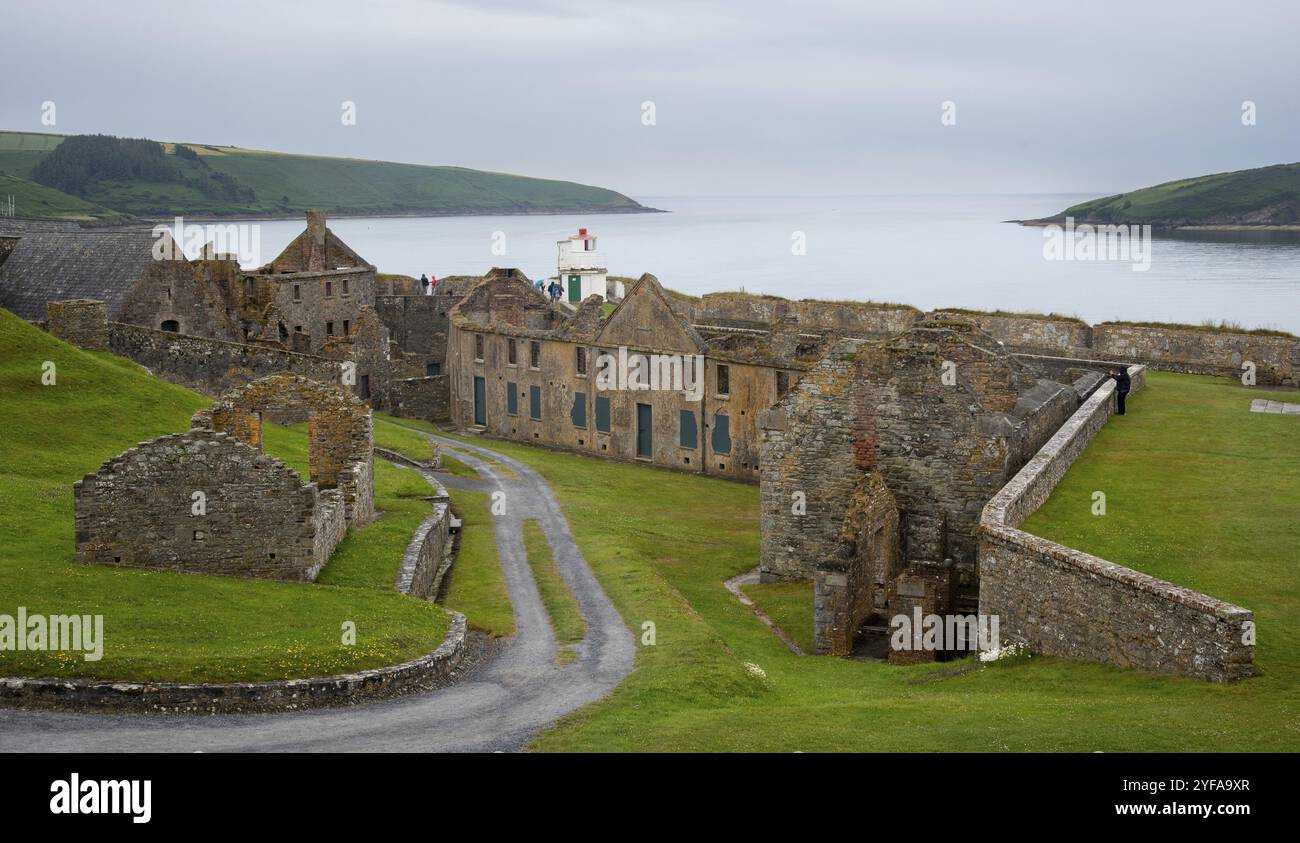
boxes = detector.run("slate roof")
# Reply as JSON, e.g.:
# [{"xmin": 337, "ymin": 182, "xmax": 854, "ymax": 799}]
[{"xmin": 0, "ymin": 225, "xmax": 164, "ymax": 320}]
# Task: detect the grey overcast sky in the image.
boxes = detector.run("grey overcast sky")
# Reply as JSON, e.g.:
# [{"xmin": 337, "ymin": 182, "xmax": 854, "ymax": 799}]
[{"xmin": 3, "ymin": 0, "xmax": 1297, "ymax": 197}]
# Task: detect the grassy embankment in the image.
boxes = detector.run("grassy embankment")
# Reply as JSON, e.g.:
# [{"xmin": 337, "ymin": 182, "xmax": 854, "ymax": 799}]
[
  {"xmin": 381, "ymin": 380, "xmax": 1300, "ymax": 751},
  {"xmin": 0, "ymin": 310, "xmax": 451, "ymax": 682}
]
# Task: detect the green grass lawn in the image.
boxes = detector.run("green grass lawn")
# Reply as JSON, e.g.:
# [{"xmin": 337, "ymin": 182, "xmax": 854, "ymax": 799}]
[
  {"xmin": 0, "ymin": 310, "xmax": 450, "ymax": 683},
  {"xmin": 442, "ymin": 487, "xmax": 515, "ymax": 637},
  {"xmin": 522, "ymin": 519, "xmax": 586, "ymax": 663},
  {"xmin": 406, "ymin": 378, "xmax": 1300, "ymax": 751},
  {"xmin": 1062, "ymin": 160, "xmax": 1300, "ymax": 225},
  {"xmin": 1021, "ymin": 371, "xmax": 1300, "ymax": 673},
  {"xmin": 741, "ymin": 581, "xmax": 815, "ymax": 654},
  {"xmin": 371, "ymin": 419, "xmax": 437, "ymax": 465}
]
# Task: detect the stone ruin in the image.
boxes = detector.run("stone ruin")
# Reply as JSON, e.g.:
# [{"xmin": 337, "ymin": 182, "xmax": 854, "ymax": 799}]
[
  {"xmin": 74, "ymin": 374, "xmax": 373, "ymax": 582},
  {"xmin": 760, "ymin": 319, "xmax": 1080, "ymax": 661}
]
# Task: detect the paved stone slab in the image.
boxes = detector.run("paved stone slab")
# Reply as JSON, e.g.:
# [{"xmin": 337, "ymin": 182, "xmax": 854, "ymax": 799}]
[{"xmin": 1249, "ymin": 399, "xmax": 1300, "ymax": 414}]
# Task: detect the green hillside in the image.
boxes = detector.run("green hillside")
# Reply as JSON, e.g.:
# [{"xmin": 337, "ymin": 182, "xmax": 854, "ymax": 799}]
[
  {"xmin": 1054, "ymin": 162, "xmax": 1300, "ymax": 226},
  {"xmin": 0, "ymin": 130, "xmax": 654, "ymax": 220},
  {"xmin": 0, "ymin": 308, "xmax": 450, "ymax": 682}
]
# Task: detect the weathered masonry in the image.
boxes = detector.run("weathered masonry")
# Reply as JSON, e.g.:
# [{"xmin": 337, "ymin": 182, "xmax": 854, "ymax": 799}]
[
  {"xmin": 446, "ymin": 269, "xmax": 827, "ymax": 481},
  {"xmin": 978, "ymin": 366, "xmax": 1255, "ymax": 682},
  {"xmin": 74, "ymin": 375, "xmax": 374, "ymax": 581}
]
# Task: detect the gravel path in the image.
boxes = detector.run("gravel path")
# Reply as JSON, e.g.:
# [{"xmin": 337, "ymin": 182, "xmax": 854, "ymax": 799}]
[{"xmin": 0, "ymin": 433, "xmax": 635, "ymax": 752}]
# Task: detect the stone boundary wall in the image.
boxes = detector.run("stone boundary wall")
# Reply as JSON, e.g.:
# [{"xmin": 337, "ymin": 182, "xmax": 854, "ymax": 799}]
[
  {"xmin": 978, "ymin": 365, "xmax": 1256, "ymax": 681},
  {"xmin": 0, "ymin": 613, "xmax": 468, "ymax": 713},
  {"xmin": 937, "ymin": 310, "xmax": 1298, "ymax": 387},
  {"xmin": 373, "ymin": 447, "xmax": 455, "ymax": 600},
  {"xmin": 108, "ymin": 321, "xmax": 345, "ymax": 397},
  {"xmin": 46, "ymin": 299, "xmax": 108, "ymax": 350},
  {"xmin": 695, "ymin": 293, "xmax": 921, "ymax": 335},
  {"xmin": 390, "ymin": 375, "xmax": 451, "ymax": 422}
]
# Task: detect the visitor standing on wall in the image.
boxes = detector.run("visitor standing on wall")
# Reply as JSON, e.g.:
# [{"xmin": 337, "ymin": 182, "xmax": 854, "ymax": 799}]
[
  {"xmin": 420, "ymin": 273, "xmax": 429, "ymax": 294},
  {"xmin": 1106, "ymin": 367, "xmax": 1132, "ymax": 415},
  {"xmin": 429, "ymin": 274, "xmax": 437, "ymax": 295}
]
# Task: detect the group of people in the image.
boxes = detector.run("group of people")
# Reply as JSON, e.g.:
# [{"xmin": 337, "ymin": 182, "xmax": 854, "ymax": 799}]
[
  {"xmin": 416, "ymin": 271, "xmax": 566, "ymax": 303},
  {"xmin": 536, "ymin": 278, "xmax": 565, "ymax": 302}
]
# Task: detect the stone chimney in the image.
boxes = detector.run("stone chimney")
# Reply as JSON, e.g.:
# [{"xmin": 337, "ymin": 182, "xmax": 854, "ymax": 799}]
[
  {"xmin": 492, "ymin": 292, "xmax": 523, "ymax": 327},
  {"xmin": 305, "ymin": 209, "xmax": 327, "ymax": 271}
]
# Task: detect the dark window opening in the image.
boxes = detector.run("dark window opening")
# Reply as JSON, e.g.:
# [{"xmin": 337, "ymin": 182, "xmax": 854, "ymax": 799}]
[
  {"xmin": 245, "ymin": 277, "xmax": 255, "ymax": 298},
  {"xmin": 474, "ymin": 334, "xmax": 485, "ymax": 361},
  {"xmin": 507, "ymin": 338, "xmax": 517, "ymax": 365},
  {"xmin": 576, "ymin": 346, "xmax": 587, "ymax": 375},
  {"xmin": 717, "ymin": 364, "xmax": 730, "ymax": 396},
  {"xmin": 325, "ymin": 281, "xmax": 334, "ymax": 298},
  {"xmin": 572, "ymin": 391, "xmax": 587, "ymax": 428},
  {"xmin": 326, "ymin": 321, "xmax": 335, "ymax": 336},
  {"xmin": 712, "ymin": 413, "xmax": 732, "ymax": 454},
  {"xmin": 342, "ymin": 279, "xmax": 350, "ymax": 296},
  {"xmin": 343, "ymin": 319, "xmax": 350, "ymax": 336},
  {"xmin": 425, "ymin": 362, "xmax": 440, "ymax": 377},
  {"xmin": 529, "ymin": 385, "xmax": 542, "ymax": 420},
  {"xmin": 530, "ymin": 341, "xmax": 541, "ymax": 369},
  {"xmin": 160, "ymin": 319, "xmax": 179, "ymax": 332},
  {"xmin": 293, "ymin": 283, "xmax": 301, "ymax": 302},
  {"xmin": 361, "ymin": 374, "xmax": 371, "ymax": 399},
  {"xmin": 679, "ymin": 410, "xmax": 698, "ymax": 449},
  {"xmin": 278, "ymin": 322, "xmax": 288, "ymax": 341},
  {"xmin": 776, "ymin": 370, "xmax": 789, "ymax": 398}
]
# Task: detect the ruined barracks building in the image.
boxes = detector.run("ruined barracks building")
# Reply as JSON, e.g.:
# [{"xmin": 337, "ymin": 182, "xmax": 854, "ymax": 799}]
[
  {"xmin": 445, "ymin": 269, "xmax": 830, "ymax": 480},
  {"xmin": 758, "ymin": 319, "xmax": 1085, "ymax": 654},
  {"xmin": 0, "ymin": 211, "xmax": 460, "ymax": 411}
]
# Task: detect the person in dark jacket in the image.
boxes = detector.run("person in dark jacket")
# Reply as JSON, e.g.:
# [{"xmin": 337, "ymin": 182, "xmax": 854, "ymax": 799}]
[{"xmin": 1105, "ymin": 367, "xmax": 1132, "ymax": 415}]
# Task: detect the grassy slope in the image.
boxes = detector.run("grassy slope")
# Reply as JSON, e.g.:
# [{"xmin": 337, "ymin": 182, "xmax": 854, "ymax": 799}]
[
  {"xmin": 0, "ymin": 310, "xmax": 449, "ymax": 682},
  {"xmin": 522, "ymin": 519, "xmax": 586, "ymax": 662},
  {"xmin": 741, "ymin": 581, "xmax": 815, "ymax": 654},
  {"xmin": 442, "ymin": 486, "xmax": 516, "ymax": 637},
  {"xmin": 1061, "ymin": 162, "xmax": 1300, "ymax": 224},
  {"xmin": 0, "ymin": 130, "xmax": 647, "ymax": 219},
  {"xmin": 1022, "ymin": 371, "xmax": 1300, "ymax": 666},
  {"xmin": 381, "ymin": 385, "xmax": 1300, "ymax": 751}
]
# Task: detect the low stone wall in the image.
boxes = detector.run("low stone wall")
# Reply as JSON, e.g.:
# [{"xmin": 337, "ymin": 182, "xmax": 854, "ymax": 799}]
[
  {"xmin": 0, "ymin": 613, "xmax": 468, "ymax": 713},
  {"xmin": 696, "ymin": 292, "xmax": 921, "ymax": 335},
  {"xmin": 978, "ymin": 365, "xmax": 1255, "ymax": 681},
  {"xmin": 390, "ymin": 375, "xmax": 451, "ymax": 422},
  {"xmin": 46, "ymin": 299, "xmax": 108, "ymax": 351},
  {"xmin": 1093, "ymin": 323, "xmax": 1299, "ymax": 386},
  {"xmin": 109, "ymin": 321, "xmax": 345, "ymax": 397},
  {"xmin": 933, "ymin": 309, "xmax": 1299, "ymax": 387}
]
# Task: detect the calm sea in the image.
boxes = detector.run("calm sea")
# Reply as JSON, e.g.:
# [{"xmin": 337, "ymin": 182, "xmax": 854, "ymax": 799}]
[{"xmin": 220, "ymin": 194, "xmax": 1300, "ymax": 333}]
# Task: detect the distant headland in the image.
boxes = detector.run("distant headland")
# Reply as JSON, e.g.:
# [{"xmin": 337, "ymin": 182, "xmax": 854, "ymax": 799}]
[
  {"xmin": 0, "ymin": 130, "xmax": 663, "ymax": 222},
  {"xmin": 1015, "ymin": 161, "xmax": 1300, "ymax": 230}
]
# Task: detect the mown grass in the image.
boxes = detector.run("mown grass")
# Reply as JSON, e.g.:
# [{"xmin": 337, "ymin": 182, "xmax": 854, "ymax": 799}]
[
  {"xmin": 418, "ymin": 376, "xmax": 1300, "ymax": 751},
  {"xmin": 315, "ymin": 458, "xmax": 434, "ymax": 591},
  {"xmin": 522, "ymin": 519, "xmax": 586, "ymax": 663},
  {"xmin": 442, "ymin": 488, "xmax": 515, "ymax": 637},
  {"xmin": 741, "ymin": 581, "xmax": 815, "ymax": 654},
  {"xmin": 0, "ymin": 309, "xmax": 449, "ymax": 683},
  {"xmin": 372, "ymin": 418, "xmax": 436, "ymax": 464}
]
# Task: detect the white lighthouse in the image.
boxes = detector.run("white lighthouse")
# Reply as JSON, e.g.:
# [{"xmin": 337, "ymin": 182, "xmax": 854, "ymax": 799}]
[{"xmin": 555, "ymin": 228, "xmax": 617, "ymax": 303}]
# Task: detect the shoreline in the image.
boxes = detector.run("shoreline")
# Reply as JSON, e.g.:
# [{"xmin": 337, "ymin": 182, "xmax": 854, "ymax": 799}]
[
  {"xmin": 5, "ymin": 205, "xmax": 669, "ymax": 228},
  {"xmin": 1010, "ymin": 217, "xmax": 1300, "ymax": 231}
]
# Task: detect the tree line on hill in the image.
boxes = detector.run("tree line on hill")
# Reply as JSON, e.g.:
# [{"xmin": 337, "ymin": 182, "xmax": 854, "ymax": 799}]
[{"xmin": 31, "ymin": 134, "xmax": 255, "ymax": 202}]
